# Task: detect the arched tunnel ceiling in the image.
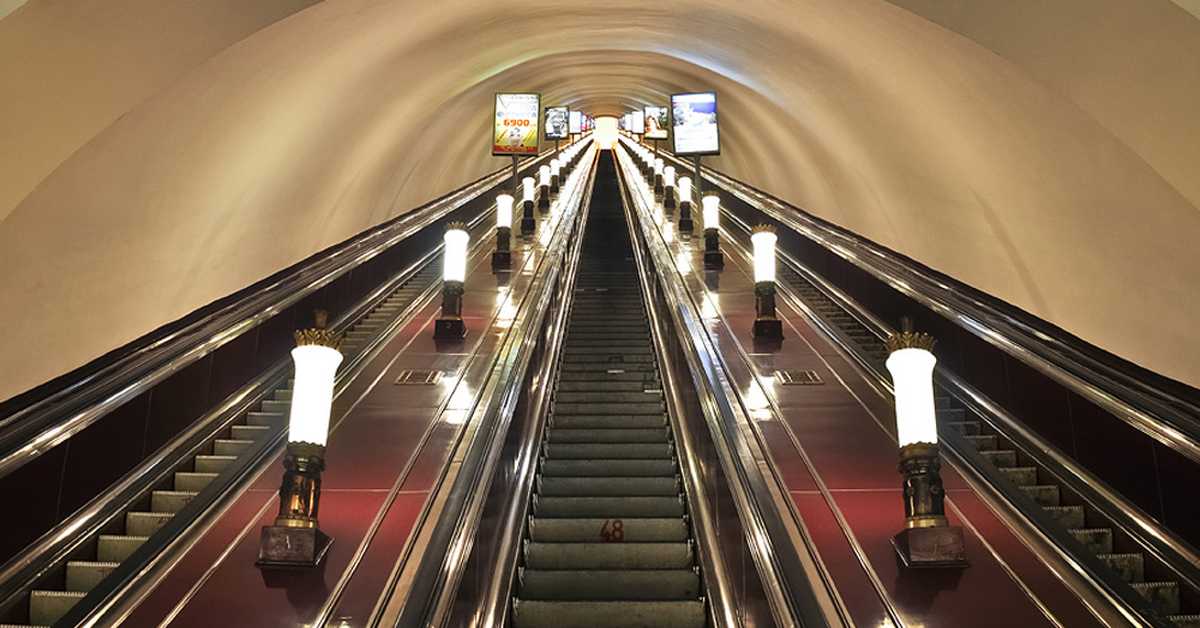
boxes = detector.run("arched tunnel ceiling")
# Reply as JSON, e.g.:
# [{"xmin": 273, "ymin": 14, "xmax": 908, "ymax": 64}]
[{"xmin": 0, "ymin": 0, "xmax": 1199, "ymax": 400}]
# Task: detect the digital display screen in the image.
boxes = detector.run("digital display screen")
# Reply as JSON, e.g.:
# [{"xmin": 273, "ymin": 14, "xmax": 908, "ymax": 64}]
[
  {"xmin": 568, "ymin": 110, "xmax": 583, "ymax": 134},
  {"xmin": 644, "ymin": 106, "xmax": 669, "ymax": 140},
  {"xmin": 493, "ymin": 93, "xmax": 540, "ymax": 156},
  {"xmin": 671, "ymin": 92, "xmax": 719, "ymax": 156},
  {"xmin": 545, "ymin": 106, "xmax": 569, "ymax": 140}
]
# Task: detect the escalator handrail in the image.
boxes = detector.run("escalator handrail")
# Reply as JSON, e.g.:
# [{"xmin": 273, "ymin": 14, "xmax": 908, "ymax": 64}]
[
  {"xmin": 0, "ymin": 154, "xmax": 561, "ymax": 482},
  {"xmin": 614, "ymin": 141, "xmax": 847, "ymax": 628},
  {"xmin": 651, "ymin": 150, "xmax": 1200, "ymax": 468}
]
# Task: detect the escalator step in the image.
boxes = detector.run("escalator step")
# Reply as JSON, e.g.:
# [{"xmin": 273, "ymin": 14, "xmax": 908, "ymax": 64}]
[
  {"xmin": 560, "ymin": 362, "xmax": 657, "ymax": 373},
  {"xmin": 1068, "ymin": 528, "xmax": 1114, "ymax": 554},
  {"xmin": 539, "ymin": 459, "xmax": 676, "ymax": 477},
  {"xmin": 998, "ymin": 466, "xmax": 1038, "ymax": 485},
  {"xmin": 246, "ymin": 412, "xmax": 284, "ymax": 426},
  {"xmin": 555, "ymin": 391, "xmax": 662, "ymax": 403},
  {"xmin": 538, "ymin": 476, "xmax": 679, "ymax": 496},
  {"xmin": 1045, "ymin": 506, "xmax": 1086, "ymax": 528},
  {"xmin": 558, "ymin": 369, "xmax": 657, "ymax": 381},
  {"xmin": 524, "ymin": 542, "xmax": 693, "ymax": 569},
  {"xmin": 1018, "ymin": 485, "xmax": 1060, "ymax": 506},
  {"xmin": 214, "ymin": 439, "xmax": 254, "ymax": 456},
  {"xmin": 1131, "ymin": 582, "xmax": 1180, "ymax": 615},
  {"xmin": 174, "ymin": 471, "xmax": 218, "ymax": 492},
  {"xmin": 546, "ymin": 428, "xmax": 669, "ymax": 444},
  {"xmin": 563, "ymin": 346, "xmax": 654, "ymax": 356},
  {"xmin": 194, "ymin": 455, "xmax": 237, "ymax": 473},
  {"xmin": 529, "ymin": 518, "xmax": 688, "ymax": 542},
  {"xmin": 151, "ymin": 490, "xmax": 198, "ymax": 513},
  {"xmin": 511, "ymin": 599, "xmax": 705, "ymax": 628},
  {"xmin": 555, "ymin": 381, "xmax": 652, "ymax": 392},
  {"xmin": 561, "ymin": 354, "xmax": 656, "ymax": 365},
  {"xmin": 97, "ymin": 534, "xmax": 149, "ymax": 562},
  {"xmin": 125, "ymin": 511, "xmax": 174, "ymax": 536},
  {"xmin": 543, "ymin": 443, "xmax": 673, "ymax": 460},
  {"xmin": 552, "ymin": 416, "xmax": 665, "ymax": 430},
  {"xmin": 65, "ymin": 561, "xmax": 120, "ymax": 592},
  {"xmin": 534, "ymin": 496, "xmax": 684, "ymax": 518},
  {"xmin": 1098, "ymin": 553, "xmax": 1145, "ymax": 582},
  {"xmin": 1168, "ymin": 615, "xmax": 1200, "ymax": 628},
  {"xmin": 519, "ymin": 569, "xmax": 699, "ymax": 599},
  {"xmin": 553, "ymin": 402, "xmax": 664, "ymax": 415},
  {"xmin": 29, "ymin": 590, "xmax": 85, "ymax": 626}
]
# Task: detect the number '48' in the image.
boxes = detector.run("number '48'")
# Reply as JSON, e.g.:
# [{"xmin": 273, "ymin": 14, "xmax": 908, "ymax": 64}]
[{"xmin": 599, "ymin": 519, "xmax": 624, "ymax": 543}]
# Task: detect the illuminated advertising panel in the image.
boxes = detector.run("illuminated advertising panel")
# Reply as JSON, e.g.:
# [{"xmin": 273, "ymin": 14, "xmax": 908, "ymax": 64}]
[
  {"xmin": 644, "ymin": 106, "xmax": 669, "ymax": 140},
  {"xmin": 631, "ymin": 110, "xmax": 645, "ymax": 135},
  {"xmin": 568, "ymin": 110, "xmax": 583, "ymax": 134},
  {"xmin": 545, "ymin": 106, "xmax": 569, "ymax": 140},
  {"xmin": 494, "ymin": 93, "xmax": 540, "ymax": 155},
  {"xmin": 671, "ymin": 92, "xmax": 719, "ymax": 156}
]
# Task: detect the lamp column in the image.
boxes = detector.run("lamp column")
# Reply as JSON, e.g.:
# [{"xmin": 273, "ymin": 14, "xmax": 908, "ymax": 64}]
[
  {"xmin": 435, "ymin": 222, "xmax": 470, "ymax": 339},
  {"xmin": 751, "ymin": 225, "xmax": 783, "ymax": 340},
  {"xmin": 493, "ymin": 194, "xmax": 513, "ymax": 269},
  {"xmin": 702, "ymin": 193, "xmax": 724, "ymax": 269},
  {"xmin": 520, "ymin": 177, "xmax": 536, "ymax": 235}
]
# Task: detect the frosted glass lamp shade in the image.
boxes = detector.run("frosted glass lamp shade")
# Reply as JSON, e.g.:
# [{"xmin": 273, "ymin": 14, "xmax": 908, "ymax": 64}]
[
  {"xmin": 654, "ymin": 159, "xmax": 664, "ymax": 176},
  {"xmin": 539, "ymin": 165, "xmax": 551, "ymax": 187},
  {"xmin": 550, "ymin": 159, "xmax": 561, "ymax": 175},
  {"xmin": 443, "ymin": 227, "xmax": 469, "ymax": 283},
  {"xmin": 751, "ymin": 230, "xmax": 777, "ymax": 283},
  {"xmin": 496, "ymin": 194, "xmax": 514, "ymax": 229},
  {"xmin": 522, "ymin": 177, "xmax": 536, "ymax": 202},
  {"xmin": 887, "ymin": 348, "xmax": 939, "ymax": 447},
  {"xmin": 702, "ymin": 195, "xmax": 720, "ymax": 230},
  {"xmin": 287, "ymin": 345, "xmax": 343, "ymax": 447},
  {"xmin": 679, "ymin": 177, "xmax": 693, "ymax": 205},
  {"xmin": 664, "ymin": 166, "xmax": 676, "ymax": 188}
]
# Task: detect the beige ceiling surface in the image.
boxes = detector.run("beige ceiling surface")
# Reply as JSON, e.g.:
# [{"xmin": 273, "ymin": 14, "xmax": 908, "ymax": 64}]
[{"xmin": 0, "ymin": 0, "xmax": 1198, "ymax": 400}]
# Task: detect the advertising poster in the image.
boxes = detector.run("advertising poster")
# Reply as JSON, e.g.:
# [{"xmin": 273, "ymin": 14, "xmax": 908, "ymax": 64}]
[
  {"xmin": 493, "ymin": 93, "xmax": 540, "ymax": 156},
  {"xmin": 568, "ymin": 110, "xmax": 583, "ymax": 134},
  {"xmin": 631, "ymin": 110, "xmax": 645, "ymax": 135},
  {"xmin": 671, "ymin": 92, "xmax": 719, "ymax": 155},
  {"xmin": 644, "ymin": 106, "xmax": 669, "ymax": 140},
  {"xmin": 545, "ymin": 106, "xmax": 569, "ymax": 140}
]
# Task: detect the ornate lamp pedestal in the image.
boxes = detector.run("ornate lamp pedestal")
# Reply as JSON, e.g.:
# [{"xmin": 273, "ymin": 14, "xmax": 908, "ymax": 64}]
[
  {"xmin": 704, "ymin": 228, "xmax": 725, "ymax": 270},
  {"xmin": 257, "ymin": 443, "xmax": 332, "ymax": 567},
  {"xmin": 435, "ymin": 280, "xmax": 466, "ymax": 339},
  {"xmin": 751, "ymin": 226, "xmax": 782, "ymax": 340},
  {"xmin": 492, "ymin": 227, "xmax": 511, "ymax": 269}
]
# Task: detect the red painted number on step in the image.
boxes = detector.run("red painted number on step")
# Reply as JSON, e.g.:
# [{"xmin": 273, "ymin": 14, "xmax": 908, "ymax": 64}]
[{"xmin": 600, "ymin": 519, "xmax": 624, "ymax": 543}]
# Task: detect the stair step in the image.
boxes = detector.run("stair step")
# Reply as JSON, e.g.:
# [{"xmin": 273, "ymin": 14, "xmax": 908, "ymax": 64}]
[
  {"xmin": 963, "ymin": 435, "xmax": 998, "ymax": 450},
  {"xmin": 152, "ymin": 490, "xmax": 198, "ymax": 513},
  {"xmin": 544, "ymin": 443, "xmax": 673, "ymax": 460},
  {"xmin": 540, "ymin": 459, "xmax": 677, "ymax": 477},
  {"xmin": 214, "ymin": 439, "xmax": 253, "ymax": 456},
  {"xmin": 231, "ymin": 425, "xmax": 270, "ymax": 441},
  {"xmin": 1098, "ymin": 553, "xmax": 1144, "ymax": 583},
  {"xmin": 554, "ymin": 402, "xmax": 664, "ymax": 416},
  {"xmin": 1168, "ymin": 615, "xmax": 1200, "ymax": 628},
  {"xmin": 246, "ymin": 412, "xmax": 284, "ymax": 426},
  {"xmin": 946, "ymin": 420, "xmax": 980, "ymax": 436},
  {"xmin": 979, "ymin": 450, "xmax": 1018, "ymax": 467},
  {"xmin": 97, "ymin": 534, "xmax": 150, "ymax": 562},
  {"xmin": 126, "ymin": 511, "xmax": 174, "ymax": 536},
  {"xmin": 173, "ymin": 471, "xmax": 218, "ymax": 492},
  {"xmin": 511, "ymin": 599, "xmax": 706, "ymax": 628},
  {"xmin": 529, "ymin": 518, "xmax": 689, "ymax": 542},
  {"xmin": 194, "ymin": 455, "xmax": 237, "ymax": 473},
  {"xmin": 1045, "ymin": 505, "xmax": 1086, "ymax": 529},
  {"xmin": 535, "ymin": 496, "xmax": 685, "ymax": 518},
  {"xmin": 29, "ymin": 590, "xmax": 86, "ymax": 626},
  {"xmin": 555, "ymin": 392, "xmax": 662, "ymax": 404},
  {"xmin": 519, "ymin": 569, "xmax": 699, "ymax": 600},
  {"xmin": 563, "ymin": 346, "xmax": 654, "ymax": 356},
  {"xmin": 538, "ymin": 476, "xmax": 679, "ymax": 496},
  {"xmin": 1019, "ymin": 485, "xmax": 1060, "ymax": 506},
  {"xmin": 1131, "ymin": 582, "xmax": 1180, "ymax": 615},
  {"xmin": 558, "ymin": 370, "xmax": 658, "ymax": 381},
  {"xmin": 938, "ymin": 408, "xmax": 967, "ymax": 422},
  {"xmin": 524, "ymin": 542, "xmax": 693, "ymax": 569},
  {"xmin": 1069, "ymin": 528, "xmax": 1114, "ymax": 554},
  {"xmin": 555, "ymin": 381, "xmax": 654, "ymax": 393},
  {"xmin": 65, "ymin": 561, "xmax": 121, "ymax": 592},
  {"xmin": 999, "ymin": 466, "xmax": 1038, "ymax": 486},
  {"xmin": 552, "ymin": 415, "xmax": 666, "ymax": 429},
  {"xmin": 547, "ymin": 428, "xmax": 669, "ymax": 444},
  {"xmin": 260, "ymin": 400, "xmax": 290, "ymax": 414},
  {"xmin": 561, "ymin": 354, "xmax": 656, "ymax": 365}
]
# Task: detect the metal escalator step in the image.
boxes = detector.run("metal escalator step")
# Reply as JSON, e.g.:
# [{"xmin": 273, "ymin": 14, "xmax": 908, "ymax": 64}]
[
  {"xmin": 560, "ymin": 362, "xmax": 657, "ymax": 373},
  {"xmin": 195, "ymin": 455, "xmax": 237, "ymax": 473},
  {"xmin": 1044, "ymin": 506, "xmax": 1085, "ymax": 528},
  {"xmin": 260, "ymin": 400, "xmax": 290, "ymax": 414},
  {"xmin": 519, "ymin": 569, "xmax": 699, "ymax": 600},
  {"xmin": 563, "ymin": 346, "xmax": 654, "ymax": 356},
  {"xmin": 246, "ymin": 412, "xmax": 284, "ymax": 426},
  {"xmin": 544, "ymin": 443, "xmax": 673, "ymax": 460},
  {"xmin": 29, "ymin": 590, "xmax": 86, "ymax": 626},
  {"xmin": 97, "ymin": 535, "xmax": 149, "ymax": 562},
  {"xmin": 551, "ymin": 415, "xmax": 666, "ymax": 429},
  {"xmin": 553, "ymin": 402, "xmax": 664, "ymax": 416},
  {"xmin": 1098, "ymin": 553, "xmax": 1145, "ymax": 582},
  {"xmin": 126, "ymin": 511, "xmax": 174, "ymax": 536},
  {"xmin": 214, "ymin": 439, "xmax": 253, "ymax": 456},
  {"xmin": 562, "ymin": 354, "xmax": 656, "ymax": 365},
  {"xmin": 1068, "ymin": 528, "xmax": 1114, "ymax": 554},
  {"xmin": 231, "ymin": 425, "xmax": 270, "ymax": 441},
  {"xmin": 999, "ymin": 466, "xmax": 1038, "ymax": 485},
  {"xmin": 1168, "ymin": 614, "xmax": 1200, "ymax": 628},
  {"xmin": 555, "ymin": 381, "xmax": 651, "ymax": 392},
  {"xmin": 566, "ymin": 332, "xmax": 649, "ymax": 342},
  {"xmin": 534, "ymin": 496, "xmax": 685, "ymax": 518},
  {"xmin": 173, "ymin": 471, "xmax": 218, "ymax": 492},
  {"xmin": 547, "ymin": 428, "xmax": 669, "ymax": 444},
  {"xmin": 524, "ymin": 542, "xmax": 693, "ymax": 569},
  {"xmin": 65, "ymin": 561, "xmax": 120, "ymax": 592},
  {"xmin": 978, "ymin": 450, "xmax": 1018, "ymax": 467},
  {"xmin": 273, "ymin": 389, "xmax": 293, "ymax": 401},
  {"xmin": 529, "ymin": 518, "xmax": 689, "ymax": 542},
  {"xmin": 1131, "ymin": 582, "xmax": 1180, "ymax": 615},
  {"xmin": 555, "ymin": 391, "xmax": 661, "ymax": 403},
  {"xmin": 937, "ymin": 408, "xmax": 966, "ymax": 421},
  {"xmin": 946, "ymin": 420, "xmax": 978, "ymax": 435},
  {"xmin": 540, "ymin": 459, "xmax": 676, "ymax": 477},
  {"xmin": 963, "ymin": 435, "xmax": 997, "ymax": 450},
  {"xmin": 511, "ymin": 599, "xmax": 705, "ymax": 628},
  {"xmin": 538, "ymin": 476, "xmax": 680, "ymax": 496},
  {"xmin": 152, "ymin": 490, "xmax": 198, "ymax": 513},
  {"xmin": 558, "ymin": 369, "xmax": 657, "ymax": 380},
  {"xmin": 1019, "ymin": 485, "xmax": 1060, "ymax": 506}
]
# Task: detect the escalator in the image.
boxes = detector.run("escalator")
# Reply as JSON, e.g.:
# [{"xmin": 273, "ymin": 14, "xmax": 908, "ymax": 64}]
[{"xmin": 510, "ymin": 152, "xmax": 707, "ymax": 628}]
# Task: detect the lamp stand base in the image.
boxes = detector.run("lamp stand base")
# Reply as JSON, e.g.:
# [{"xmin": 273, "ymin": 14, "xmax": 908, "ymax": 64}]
[
  {"xmin": 679, "ymin": 218, "xmax": 694, "ymax": 234},
  {"xmin": 256, "ymin": 526, "xmax": 332, "ymax": 568},
  {"xmin": 491, "ymin": 251, "xmax": 511, "ymax": 269},
  {"xmin": 892, "ymin": 526, "xmax": 968, "ymax": 568},
  {"xmin": 704, "ymin": 250, "xmax": 725, "ymax": 270},
  {"xmin": 538, "ymin": 197, "xmax": 550, "ymax": 213},
  {"xmin": 753, "ymin": 319, "xmax": 783, "ymax": 340},
  {"xmin": 521, "ymin": 217, "xmax": 536, "ymax": 236},
  {"xmin": 434, "ymin": 318, "xmax": 467, "ymax": 339}
]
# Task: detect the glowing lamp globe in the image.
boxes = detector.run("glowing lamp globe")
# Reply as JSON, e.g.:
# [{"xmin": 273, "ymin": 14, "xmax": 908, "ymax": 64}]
[{"xmin": 887, "ymin": 348, "xmax": 939, "ymax": 447}]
